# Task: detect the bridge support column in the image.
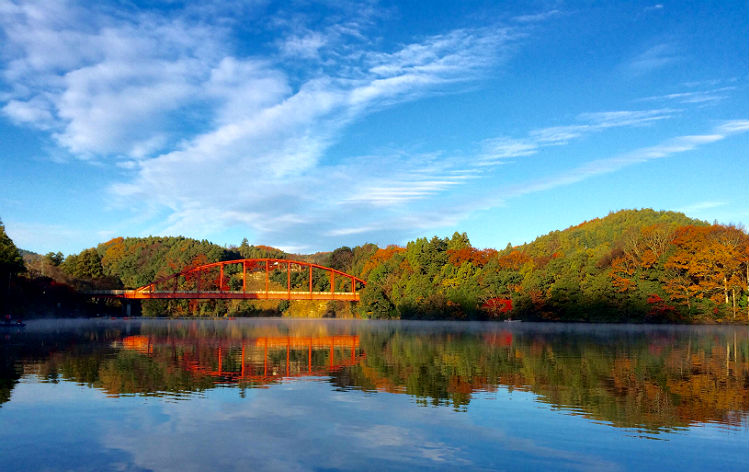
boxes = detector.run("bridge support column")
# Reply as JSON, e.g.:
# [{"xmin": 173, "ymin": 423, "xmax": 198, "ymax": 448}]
[
  {"xmin": 265, "ymin": 261, "xmax": 269, "ymax": 296},
  {"xmin": 121, "ymin": 300, "xmax": 141, "ymax": 317}
]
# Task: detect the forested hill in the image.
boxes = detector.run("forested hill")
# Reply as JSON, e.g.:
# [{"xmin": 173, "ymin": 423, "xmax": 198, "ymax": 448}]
[
  {"xmin": 354, "ymin": 209, "xmax": 746, "ymax": 323},
  {"xmin": 10, "ymin": 209, "xmax": 749, "ymax": 322},
  {"xmin": 523, "ymin": 209, "xmax": 702, "ymax": 258}
]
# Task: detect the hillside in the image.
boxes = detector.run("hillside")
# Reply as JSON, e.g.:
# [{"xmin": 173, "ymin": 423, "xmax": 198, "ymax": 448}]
[
  {"xmin": 523, "ymin": 209, "xmax": 704, "ymax": 257},
  {"xmin": 353, "ymin": 209, "xmax": 745, "ymax": 322},
  {"xmin": 6, "ymin": 209, "xmax": 747, "ymax": 322}
]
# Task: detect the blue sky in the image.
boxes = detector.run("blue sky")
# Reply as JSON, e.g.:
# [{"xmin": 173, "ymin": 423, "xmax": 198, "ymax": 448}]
[{"xmin": 1, "ymin": 0, "xmax": 747, "ymax": 255}]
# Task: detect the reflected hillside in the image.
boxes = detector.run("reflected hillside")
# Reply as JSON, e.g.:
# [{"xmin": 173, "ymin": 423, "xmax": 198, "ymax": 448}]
[
  {"xmin": 2, "ymin": 320, "xmax": 747, "ymax": 433},
  {"xmin": 342, "ymin": 327, "xmax": 749, "ymax": 433}
]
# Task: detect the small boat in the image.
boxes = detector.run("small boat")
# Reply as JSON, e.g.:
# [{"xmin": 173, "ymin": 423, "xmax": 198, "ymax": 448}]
[
  {"xmin": 1, "ymin": 315, "xmax": 25, "ymax": 328},
  {"xmin": 1, "ymin": 320, "xmax": 25, "ymax": 328}
]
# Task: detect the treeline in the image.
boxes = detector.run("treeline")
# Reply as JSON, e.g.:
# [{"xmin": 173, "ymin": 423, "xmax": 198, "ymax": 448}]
[
  {"xmin": 3, "ymin": 209, "xmax": 749, "ymax": 321},
  {"xmin": 2, "ymin": 219, "xmax": 95, "ymax": 317},
  {"xmin": 355, "ymin": 209, "xmax": 749, "ymax": 322}
]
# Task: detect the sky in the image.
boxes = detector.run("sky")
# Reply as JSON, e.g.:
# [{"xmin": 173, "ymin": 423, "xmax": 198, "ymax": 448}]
[{"xmin": 0, "ymin": 0, "xmax": 747, "ymax": 255}]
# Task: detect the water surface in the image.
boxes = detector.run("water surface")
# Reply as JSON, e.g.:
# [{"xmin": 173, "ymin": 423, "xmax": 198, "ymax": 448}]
[{"xmin": 1, "ymin": 319, "xmax": 747, "ymax": 471}]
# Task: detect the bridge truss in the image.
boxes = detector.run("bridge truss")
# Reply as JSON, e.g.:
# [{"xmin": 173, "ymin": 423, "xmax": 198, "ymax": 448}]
[{"xmin": 93, "ymin": 258, "xmax": 366, "ymax": 302}]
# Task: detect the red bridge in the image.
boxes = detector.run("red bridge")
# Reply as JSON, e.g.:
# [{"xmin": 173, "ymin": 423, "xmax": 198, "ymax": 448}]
[{"xmin": 94, "ymin": 258, "xmax": 366, "ymax": 302}]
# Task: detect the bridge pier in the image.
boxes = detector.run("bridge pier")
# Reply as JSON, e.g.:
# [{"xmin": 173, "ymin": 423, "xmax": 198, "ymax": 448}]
[{"xmin": 121, "ymin": 300, "xmax": 141, "ymax": 317}]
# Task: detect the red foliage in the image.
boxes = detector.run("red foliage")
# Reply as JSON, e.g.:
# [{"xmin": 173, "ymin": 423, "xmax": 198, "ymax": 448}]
[
  {"xmin": 447, "ymin": 247, "xmax": 495, "ymax": 267},
  {"xmin": 647, "ymin": 294, "xmax": 664, "ymax": 305},
  {"xmin": 645, "ymin": 293, "xmax": 679, "ymax": 321},
  {"xmin": 361, "ymin": 245, "xmax": 406, "ymax": 276},
  {"xmin": 188, "ymin": 254, "xmax": 210, "ymax": 269},
  {"xmin": 496, "ymin": 251, "xmax": 530, "ymax": 270},
  {"xmin": 482, "ymin": 297, "xmax": 513, "ymax": 317}
]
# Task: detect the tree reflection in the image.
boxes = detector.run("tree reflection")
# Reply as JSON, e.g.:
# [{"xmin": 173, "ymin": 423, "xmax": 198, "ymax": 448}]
[{"xmin": 2, "ymin": 322, "xmax": 747, "ymax": 434}]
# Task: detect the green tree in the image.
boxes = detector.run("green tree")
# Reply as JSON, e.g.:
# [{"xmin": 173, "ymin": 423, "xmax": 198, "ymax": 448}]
[
  {"xmin": 45, "ymin": 251, "xmax": 64, "ymax": 266},
  {"xmin": 329, "ymin": 246, "xmax": 354, "ymax": 272},
  {"xmin": 0, "ymin": 218, "xmax": 24, "ymax": 277}
]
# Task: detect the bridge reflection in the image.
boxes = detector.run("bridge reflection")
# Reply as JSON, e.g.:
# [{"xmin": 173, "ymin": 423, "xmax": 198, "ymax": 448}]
[{"xmin": 119, "ymin": 334, "xmax": 362, "ymax": 385}]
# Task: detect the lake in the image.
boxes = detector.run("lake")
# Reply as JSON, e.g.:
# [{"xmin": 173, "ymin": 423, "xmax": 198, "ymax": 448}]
[{"xmin": 1, "ymin": 319, "xmax": 747, "ymax": 471}]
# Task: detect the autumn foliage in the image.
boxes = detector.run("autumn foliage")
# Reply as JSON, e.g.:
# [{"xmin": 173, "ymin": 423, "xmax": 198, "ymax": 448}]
[
  {"xmin": 28, "ymin": 208, "xmax": 749, "ymax": 322},
  {"xmin": 355, "ymin": 209, "xmax": 749, "ymax": 322}
]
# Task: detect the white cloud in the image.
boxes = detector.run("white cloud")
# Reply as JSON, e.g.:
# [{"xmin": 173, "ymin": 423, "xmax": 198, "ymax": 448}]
[
  {"xmin": 512, "ymin": 10, "xmax": 562, "ymax": 23},
  {"xmin": 621, "ymin": 43, "xmax": 680, "ymax": 76},
  {"xmin": 0, "ymin": 0, "xmax": 238, "ymax": 158},
  {"xmin": 2, "ymin": 1, "xmax": 744, "ymax": 253},
  {"xmin": 494, "ymin": 120, "xmax": 749, "ymax": 202},
  {"xmin": 99, "ymin": 23, "xmax": 515, "ymax": 249},
  {"xmin": 638, "ymin": 86, "xmax": 736, "ymax": 105},
  {"xmin": 2, "ymin": 97, "xmax": 55, "ymax": 127},
  {"xmin": 645, "ymin": 4, "xmax": 664, "ymax": 12},
  {"xmin": 479, "ymin": 108, "xmax": 676, "ymax": 162},
  {"xmin": 577, "ymin": 108, "xmax": 676, "ymax": 128},
  {"xmin": 479, "ymin": 138, "xmax": 538, "ymax": 164},
  {"xmin": 529, "ymin": 125, "xmax": 589, "ymax": 145},
  {"xmin": 715, "ymin": 119, "xmax": 749, "ymax": 134},
  {"xmin": 280, "ymin": 32, "xmax": 327, "ymax": 59}
]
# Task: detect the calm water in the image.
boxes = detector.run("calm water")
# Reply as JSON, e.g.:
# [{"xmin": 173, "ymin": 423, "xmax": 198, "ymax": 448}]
[{"xmin": 1, "ymin": 319, "xmax": 747, "ymax": 471}]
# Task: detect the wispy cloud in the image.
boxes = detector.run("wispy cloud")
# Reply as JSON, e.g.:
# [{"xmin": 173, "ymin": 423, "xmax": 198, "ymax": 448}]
[
  {"xmin": 1, "ymin": 1, "xmax": 745, "ymax": 253},
  {"xmin": 621, "ymin": 43, "xmax": 680, "ymax": 76},
  {"xmin": 317, "ymin": 120, "xmax": 747, "ymax": 246},
  {"xmin": 494, "ymin": 120, "xmax": 749, "ymax": 201},
  {"xmin": 512, "ymin": 9, "xmax": 562, "ymax": 23},
  {"xmin": 644, "ymin": 4, "xmax": 664, "ymax": 12},
  {"xmin": 478, "ymin": 108, "xmax": 676, "ymax": 164},
  {"xmin": 638, "ymin": 86, "xmax": 736, "ymax": 105},
  {"xmin": 480, "ymin": 138, "xmax": 538, "ymax": 161},
  {"xmin": 94, "ymin": 18, "xmax": 517, "ymax": 249}
]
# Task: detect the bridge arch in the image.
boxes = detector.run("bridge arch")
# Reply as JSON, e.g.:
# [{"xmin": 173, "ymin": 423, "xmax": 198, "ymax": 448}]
[{"xmin": 98, "ymin": 258, "xmax": 366, "ymax": 301}]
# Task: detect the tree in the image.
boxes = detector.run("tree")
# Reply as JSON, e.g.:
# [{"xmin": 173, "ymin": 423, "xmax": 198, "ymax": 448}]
[
  {"xmin": 665, "ymin": 226, "xmax": 743, "ymax": 314},
  {"xmin": 329, "ymin": 246, "xmax": 354, "ymax": 272},
  {"xmin": 45, "ymin": 251, "xmax": 64, "ymax": 266},
  {"xmin": 0, "ymin": 219, "xmax": 24, "ymax": 277},
  {"xmin": 63, "ymin": 248, "xmax": 104, "ymax": 280}
]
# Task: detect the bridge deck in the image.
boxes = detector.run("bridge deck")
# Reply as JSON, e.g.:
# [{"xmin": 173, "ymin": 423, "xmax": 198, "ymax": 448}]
[{"xmin": 91, "ymin": 290, "xmax": 360, "ymax": 301}]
